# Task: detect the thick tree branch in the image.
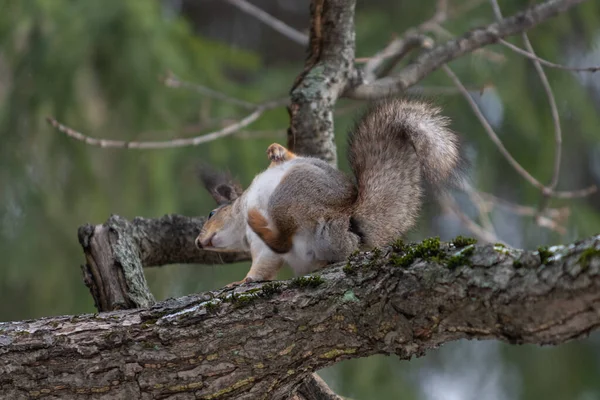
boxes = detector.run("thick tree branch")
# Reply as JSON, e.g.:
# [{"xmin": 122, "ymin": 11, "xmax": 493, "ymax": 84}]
[
  {"xmin": 78, "ymin": 214, "xmax": 249, "ymax": 311},
  {"xmin": 1, "ymin": 234, "xmax": 599, "ymax": 399},
  {"xmin": 345, "ymin": 0, "xmax": 588, "ymax": 99}
]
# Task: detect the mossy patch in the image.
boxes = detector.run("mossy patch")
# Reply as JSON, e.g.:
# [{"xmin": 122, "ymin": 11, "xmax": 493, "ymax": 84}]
[
  {"xmin": 390, "ymin": 237, "xmax": 443, "ymax": 267},
  {"xmin": 205, "ymin": 301, "xmax": 221, "ymax": 313},
  {"xmin": 578, "ymin": 248, "xmax": 600, "ymax": 270},
  {"xmin": 512, "ymin": 260, "xmax": 523, "ymax": 269},
  {"xmin": 229, "ymin": 292, "xmax": 258, "ymax": 308},
  {"xmin": 391, "ymin": 238, "xmax": 407, "ymax": 252},
  {"xmin": 207, "ymin": 281, "xmax": 284, "ymax": 311},
  {"xmin": 261, "ymin": 282, "xmax": 283, "ymax": 297},
  {"xmin": 447, "ymin": 246, "xmax": 475, "ymax": 270},
  {"xmin": 343, "ymin": 262, "xmax": 355, "ymax": 275},
  {"xmin": 537, "ymin": 246, "xmax": 553, "ymax": 265},
  {"xmin": 452, "ymin": 235, "xmax": 477, "ymax": 247},
  {"xmin": 289, "ymin": 275, "xmax": 324, "ymax": 289}
]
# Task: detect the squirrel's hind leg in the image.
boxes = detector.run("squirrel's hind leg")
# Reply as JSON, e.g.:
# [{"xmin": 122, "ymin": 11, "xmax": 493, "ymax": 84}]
[
  {"xmin": 247, "ymin": 208, "xmax": 296, "ymax": 254},
  {"xmin": 267, "ymin": 143, "xmax": 297, "ymax": 168}
]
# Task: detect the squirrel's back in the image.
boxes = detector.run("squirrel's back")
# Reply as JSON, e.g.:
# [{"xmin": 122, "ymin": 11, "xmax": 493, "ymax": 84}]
[{"xmin": 348, "ymin": 98, "xmax": 463, "ymax": 248}]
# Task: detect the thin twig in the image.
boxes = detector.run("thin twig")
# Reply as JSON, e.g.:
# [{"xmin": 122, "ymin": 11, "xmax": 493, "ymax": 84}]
[
  {"xmin": 357, "ymin": 1, "xmax": 446, "ymax": 83},
  {"xmin": 407, "ymin": 85, "xmax": 485, "ymax": 95},
  {"xmin": 449, "ymin": 0, "xmax": 487, "ymax": 18},
  {"xmin": 362, "ymin": 34, "xmax": 433, "ymax": 82},
  {"xmin": 477, "ymin": 192, "xmax": 568, "ymax": 220},
  {"xmin": 418, "ymin": 0, "xmax": 448, "ymax": 31},
  {"xmin": 463, "ymin": 182, "xmax": 497, "ymax": 236},
  {"xmin": 438, "ymin": 193, "xmax": 502, "ymax": 244},
  {"xmin": 522, "ymin": 35, "xmax": 562, "ymax": 191},
  {"xmin": 443, "ymin": 64, "xmax": 597, "ymax": 199},
  {"xmin": 477, "ymin": 191, "xmax": 570, "ymax": 234},
  {"xmin": 442, "ymin": 64, "xmax": 546, "ymax": 190},
  {"xmin": 498, "ymin": 40, "xmax": 600, "ymax": 72},
  {"xmin": 551, "ymin": 185, "xmax": 598, "ymax": 199},
  {"xmin": 427, "ymin": 23, "xmax": 507, "ymax": 64},
  {"xmin": 46, "ymin": 99, "xmax": 288, "ymax": 149},
  {"xmin": 164, "ymin": 73, "xmax": 257, "ymax": 110},
  {"xmin": 224, "ymin": 0, "xmax": 308, "ymax": 46},
  {"xmin": 346, "ymin": 0, "xmax": 588, "ymax": 99},
  {"xmin": 489, "ymin": 0, "xmax": 563, "ymax": 193}
]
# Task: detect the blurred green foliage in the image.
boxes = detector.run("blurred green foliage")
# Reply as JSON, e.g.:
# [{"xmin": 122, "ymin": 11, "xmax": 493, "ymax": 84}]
[{"xmin": 1, "ymin": 0, "xmax": 599, "ymax": 399}]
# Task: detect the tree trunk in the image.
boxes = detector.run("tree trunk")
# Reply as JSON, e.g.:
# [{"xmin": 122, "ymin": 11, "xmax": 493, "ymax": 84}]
[
  {"xmin": 287, "ymin": 0, "xmax": 357, "ymax": 166},
  {"xmin": 1, "ymin": 234, "xmax": 599, "ymax": 399}
]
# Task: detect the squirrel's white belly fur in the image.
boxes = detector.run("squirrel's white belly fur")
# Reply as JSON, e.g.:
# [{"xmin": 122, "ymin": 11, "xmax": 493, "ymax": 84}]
[
  {"xmin": 244, "ymin": 162, "xmax": 293, "ymax": 216},
  {"xmin": 244, "ymin": 162, "xmax": 319, "ymax": 275}
]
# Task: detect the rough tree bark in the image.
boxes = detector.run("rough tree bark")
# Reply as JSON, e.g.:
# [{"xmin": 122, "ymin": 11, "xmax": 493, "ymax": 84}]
[
  {"xmin": 1, "ymin": 234, "xmax": 599, "ymax": 399},
  {"xmin": 287, "ymin": 0, "xmax": 357, "ymax": 166},
  {"xmin": 3, "ymin": 0, "xmax": 597, "ymax": 399},
  {"xmin": 78, "ymin": 214, "xmax": 249, "ymax": 311}
]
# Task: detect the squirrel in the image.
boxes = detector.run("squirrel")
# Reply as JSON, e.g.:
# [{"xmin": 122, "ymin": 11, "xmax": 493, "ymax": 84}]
[{"xmin": 195, "ymin": 98, "xmax": 464, "ymax": 286}]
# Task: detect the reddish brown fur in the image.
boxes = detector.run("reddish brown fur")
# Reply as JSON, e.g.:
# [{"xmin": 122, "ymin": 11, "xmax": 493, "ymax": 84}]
[{"xmin": 247, "ymin": 208, "xmax": 297, "ymax": 254}]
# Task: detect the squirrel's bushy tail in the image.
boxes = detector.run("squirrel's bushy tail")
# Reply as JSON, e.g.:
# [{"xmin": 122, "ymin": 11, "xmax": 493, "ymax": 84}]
[{"xmin": 348, "ymin": 98, "xmax": 463, "ymax": 248}]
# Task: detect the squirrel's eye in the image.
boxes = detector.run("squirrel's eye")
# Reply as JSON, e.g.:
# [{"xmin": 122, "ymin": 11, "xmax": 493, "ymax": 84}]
[{"xmin": 208, "ymin": 210, "xmax": 216, "ymax": 219}]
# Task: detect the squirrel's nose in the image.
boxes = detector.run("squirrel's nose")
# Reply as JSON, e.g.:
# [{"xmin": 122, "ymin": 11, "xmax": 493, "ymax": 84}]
[{"xmin": 195, "ymin": 237, "xmax": 203, "ymax": 249}]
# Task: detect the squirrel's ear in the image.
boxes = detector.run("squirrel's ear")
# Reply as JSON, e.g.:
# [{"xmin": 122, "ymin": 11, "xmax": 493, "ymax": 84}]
[
  {"xmin": 214, "ymin": 184, "xmax": 239, "ymax": 203},
  {"xmin": 197, "ymin": 163, "xmax": 243, "ymax": 205}
]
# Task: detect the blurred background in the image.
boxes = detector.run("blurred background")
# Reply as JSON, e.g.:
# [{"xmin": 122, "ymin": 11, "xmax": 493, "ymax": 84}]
[{"xmin": 1, "ymin": 0, "xmax": 600, "ymax": 399}]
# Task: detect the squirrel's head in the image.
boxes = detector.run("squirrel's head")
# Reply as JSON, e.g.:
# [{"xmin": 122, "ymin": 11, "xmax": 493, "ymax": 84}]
[{"xmin": 195, "ymin": 165, "xmax": 246, "ymax": 252}]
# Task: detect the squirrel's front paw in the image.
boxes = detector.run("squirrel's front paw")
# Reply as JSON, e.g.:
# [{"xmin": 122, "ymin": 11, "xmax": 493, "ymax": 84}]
[{"xmin": 225, "ymin": 276, "xmax": 256, "ymax": 288}]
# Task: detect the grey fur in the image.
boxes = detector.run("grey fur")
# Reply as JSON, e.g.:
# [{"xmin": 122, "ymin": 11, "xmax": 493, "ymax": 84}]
[
  {"xmin": 198, "ymin": 98, "xmax": 464, "ymax": 279},
  {"xmin": 261, "ymin": 98, "xmax": 463, "ymax": 262}
]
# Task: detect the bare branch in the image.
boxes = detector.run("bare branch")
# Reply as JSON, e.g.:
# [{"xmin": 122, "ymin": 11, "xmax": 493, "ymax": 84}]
[
  {"xmin": 449, "ymin": 0, "xmax": 487, "ymax": 18},
  {"xmin": 46, "ymin": 98, "xmax": 287, "ymax": 149},
  {"xmin": 477, "ymin": 191, "xmax": 570, "ymax": 235},
  {"xmin": 551, "ymin": 185, "xmax": 598, "ymax": 199},
  {"xmin": 417, "ymin": 0, "xmax": 448, "ymax": 32},
  {"xmin": 424, "ymin": 22, "xmax": 507, "ymax": 64},
  {"xmin": 464, "ymin": 182, "xmax": 498, "ymax": 237},
  {"xmin": 477, "ymin": 191, "xmax": 567, "ymax": 219},
  {"xmin": 225, "ymin": 0, "xmax": 309, "ymax": 46},
  {"xmin": 362, "ymin": 34, "xmax": 433, "ymax": 82},
  {"xmin": 442, "ymin": 64, "xmax": 597, "ymax": 200},
  {"xmin": 490, "ymin": 0, "xmax": 565, "ymax": 225},
  {"xmin": 492, "ymin": 2, "xmax": 563, "ymax": 190},
  {"xmin": 345, "ymin": 0, "xmax": 589, "ymax": 99},
  {"xmin": 438, "ymin": 192, "xmax": 502, "ymax": 244},
  {"xmin": 442, "ymin": 64, "xmax": 547, "ymax": 190},
  {"xmin": 164, "ymin": 73, "xmax": 257, "ymax": 110},
  {"xmin": 498, "ymin": 39, "xmax": 600, "ymax": 72}
]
